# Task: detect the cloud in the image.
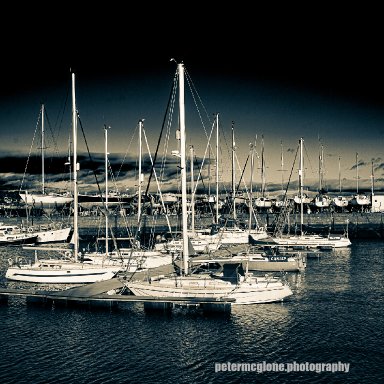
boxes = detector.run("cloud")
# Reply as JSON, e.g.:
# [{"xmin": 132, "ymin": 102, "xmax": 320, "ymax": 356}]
[{"xmin": 1, "ymin": 150, "xmax": 382, "ymax": 195}]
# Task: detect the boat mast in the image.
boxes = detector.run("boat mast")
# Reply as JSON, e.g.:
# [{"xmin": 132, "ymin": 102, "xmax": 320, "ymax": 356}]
[
  {"xmin": 371, "ymin": 159, "xmax": 375, "ymax": 209},
  {"xmin": 190, "ymin": 145, "xmax": 195, "ymax": 235},
  {"xmin": 261, "ymin": 134, "xmax": 266, "ymax": 197},
  {"xmin": 299, "ymin": 137, "xmax": 304, "ymax": 237},
  {"xmin": 338, "ymin": 155, "xmax": 342, "ymax": 193},
  {"xmin": 232, "ymin": 121, "xmax": 236, "ymax": 220},
  {"xmin": 356, "ymin": 152, "xmax": 359, "ymax": 194},
  {"xmin": 249, "ymin": 141, "xmax": 255, "ymax": 231},
  {"xmin": 178, "ymin": 63, "xmax": 189, "ymax": 275},
  {"xmin": 72, "ymin": 73, "xmax": 79, "ymax": 261},
  {"xmin": 215, "ymin": 113, "xmax": 219, "ymax": 224},
  {"xmin": 41, "ymin": 103, "xmax": 45, "ymax": 194},
  {"xmin": 280, "ymin": 140, "xmax": 285, "ymax": 194},
  {"xmin": 319, "ymin": 140, "xmax": 324, "ymax": 192},
  {"xmin": 104, "ymin": 125, "xmax": 110, "ymax": 257},
  {"xmin": 138, "ymin": 119, "xmax": 143, "ymax": 225}
]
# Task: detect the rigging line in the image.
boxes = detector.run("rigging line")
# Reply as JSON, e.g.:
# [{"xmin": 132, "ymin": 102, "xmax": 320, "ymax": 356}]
[
  {"xmin": 116, "ymin": 122, "xmax": 138, "ymax": 180},
  {"xmin": 223, "ymin": 153, "xmax": 250, "ymax": 221},
  {"xmin": 184, "ymin": 69, "xmax": 212, "ymax": 141},
  {"xmin": 106, "ymin": 156, "xmax": 135, "ymax": 241},
  {"xmin": 192, "ymin": 118, "xmax": 216, "ymax": 196},
  {"xmin": 77, "ymin": 113, "xmax": 105, "ymax": 207},
  {"xmin": 303, "ymin": 140, "xmax": 315, "ymax": 185},
  {"xmin": 53, "ymin": 84, "xmax": 70, "ymax": 144},
  {"xmin": 159, "ymin": 82, "xmax": 177, "ymax": 183},
  {"xmin": 126, "ymin": 71, "xmax": 180, "ymax": 280},
  {"xmin": 146, "ymin": 71, "xmax": 178, "ymax": 195},
  {"xmin": 43, "ymin": 106, "xmax": 60, "ymax": 158},
  {"xmin": 142, "ymin": 127, "xmax": 172, "ymax": 233},
  {"xmin": 20, "ymin": 107, "xmax": 41, "ymax": 193},
  {"xmin": 185, "ymin": 68, "xmax": 212, "ymax": 131}
]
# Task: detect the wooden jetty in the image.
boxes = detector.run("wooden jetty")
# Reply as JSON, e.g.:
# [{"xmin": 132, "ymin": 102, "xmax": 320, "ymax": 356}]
[{"xmin": 0, "ymin": 278, "xmax": 234, "ymax": 313}]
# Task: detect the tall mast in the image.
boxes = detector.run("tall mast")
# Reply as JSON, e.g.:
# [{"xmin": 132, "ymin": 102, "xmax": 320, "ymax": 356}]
[
  {"xmin": 338, "ymin": 155, "xmax": 342, "ymax": 193},
  {"xmin": 231, "ymin": 121, "xmax": 236, "ymax": 220},
  {"xmin": 299, "ymin": 137, "xmax": 304, "ymax": 237},
  {"xmin": 190, "ymin": 145, "xmax": 195, "ymax": 234},
  {"xmin": 208, "ymin": 144, "xmax": 211, "ymax": 200},
  {"xmin": 72, "ymin": 72, "xmax": 79, "ymax": 261},
  {"xmin": 104, "ymin": 125, "xmax": 110, "ymax": 257},
  {"xmin": 261, "ymin": 134, "xmax": 265, "ymax": 196},
  {"xmin": 178, "ymin": 63, "xmax": 189, "ymax": 275},
  {"xmin": 280, "ymin": 140, "xmax": 284, "ymax": 194},
  {"xmin": 215, "ymin": 113, "xmax": 219, "ymax": 224},
  {"xmin": 249, "ymin": 141, "xmax": 255, "ymax": 231},
  {"xmin": 41, "ymin": 103, "xmax": 45, "ymax": 194},
  {"xmin": 371, "ymin": 159, "xmax": 375, "ymax": 202},
  {"xmin": 138, "ymin": 119, "xmax": 143, "ymax": 225},
  {"xmin": 356, "ymin": 152, "xmax": 359, "ymax": 193}
]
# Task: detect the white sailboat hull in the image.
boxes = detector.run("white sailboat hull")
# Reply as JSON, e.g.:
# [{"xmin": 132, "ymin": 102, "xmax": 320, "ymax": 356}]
[
  {"xmin": 218, "ymin": 228, "xmax": 249, "ymax": 244},
  {"xmin": 271, "ymin": 234, "xmax": 351, "ymax": 248},
  {"xmin": 85, "ymin": 250, "xmax": 173, "ymax": 272},
  {"xmin": 254, "ymin": 197, "xmax": 273, "ymax": 209},
  {"xmin": 126, "ymin": 275, "xmax": 293, "ymax": 304},
  {"xmin": 19, "ymin": 192, "xmax": 73, "ymax": 207},
  {"xmin": 248, "ymin": 227, "xmax": 270, "ymax": 242},
  {"xmin": 231, "ymin": 254, "xmax": 305, "ymax": 272},
  {"xmin": 32, "ymin": 226, "xmax": 72, "ymax": 243},
  {"xmin": 5, "ymin": 261, "xmax": 118, "ymax": 284},
  {"xmin": 333, "ymin": 196, "xmax": 349, "ymax": 207}
]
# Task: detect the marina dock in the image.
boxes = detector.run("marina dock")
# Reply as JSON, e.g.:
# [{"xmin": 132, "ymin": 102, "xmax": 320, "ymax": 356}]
[{"xmin": 0, "ymin": 278, "xmax": 235, "ymax": 313}]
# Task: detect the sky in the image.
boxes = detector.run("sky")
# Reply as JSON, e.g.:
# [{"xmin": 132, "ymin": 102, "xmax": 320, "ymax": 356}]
[{"xmin": 1, "ymin": 7, "xmax": 383, "ymax": 197}]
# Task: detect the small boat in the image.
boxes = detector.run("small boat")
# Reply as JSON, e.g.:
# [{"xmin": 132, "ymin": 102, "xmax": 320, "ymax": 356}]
[
  {"xmin": 5, "ymin": 255, "xmax": 119, "ymax": 284},
  {"xmin": 77, "ymin": 191, "xmax": 133, "ymax": 208},
  {"xmin": 312, "ymin": 193, "xmax": 331, "ymax": 209},
  {"xmin": 154, "ymin": 231, "xmax": 221, "ymax": 254},
  {"xmin": 160, "ymin": 192, "xmax": 179, "ymax": 205},
  {"xmin": 0, "ymin": 223, "xmax": 38, "ymax": 246},
  {"xmin": 19, "ymin": 191, "xmax": 73, "ymax": 209},
  {"xmin": 190, "ymin": 247, "xmax": 306, "ymax": 273},
  {"xmin": 293, "ymin": 193, "xmax": 311, "ymax": 205},
  {"xmin": 83, "ymin": 247, "xmax": 174, "ymax": 273},
  {"xmin": 254, "ymin": 196, "xmax": 273, "ymax": 209},
  {"xmin": 272, "ymin": 232, "xmax": 352, "ymax": 249},
  {"xmin": 21, "ymin": 222, "xmax": 72, "ymax": 244},
  {"xmin": 333, "ymin": 195, "xmax": 349, "ymax": 208},
  {"xmin": 19, "ymin": 104, "xmax": 73, "ymax": 211},
  {"xmin": 349, "ymin": 193, "xmax": 371, "ymax": 209}
]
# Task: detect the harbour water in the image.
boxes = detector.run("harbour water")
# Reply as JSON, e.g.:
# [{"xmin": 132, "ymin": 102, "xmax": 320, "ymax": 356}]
[{"xmin": 0, "ymin": 240, "xmax": 383, "ymax": 383}]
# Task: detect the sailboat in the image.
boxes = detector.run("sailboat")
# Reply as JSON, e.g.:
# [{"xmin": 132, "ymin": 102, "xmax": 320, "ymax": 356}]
[
  {"xmin": 271, "ymin": 138, "xmax": 351, "ymax": 249},
  {"xmin": 125, "ymin": 61, "xmax": 293, "ymax": 304},
  {"xmin": 15, "ymin": 103, "xmax": 73, "ymax": 243},
  {"xmin": 332, "ymin": 156, "xmax": 349, "ymax": 211},
  {"xmin": 0, "ymin": 222, "xmax": 38, "ymax": 245},
  {"xmin": 310, "ymin": 141, "xmax": 331, "ymax": 211},
  {"xmin": 19, "ymin": 104, "xmax": 73, "ymax": 211},
  {"xmin": 247, "ymin": 138, "xmax": 270, "ymax": 243},
  {"xmin": 254, "ymin": 135, "xmax": 273, "ymax": 210},
  {"xmin": 5, "ymin": 73, "xmax": 121, "ymax": 284},
  {"xmin": 348, "ymin": 153, "xmax": 371, "ymax": 211}
]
